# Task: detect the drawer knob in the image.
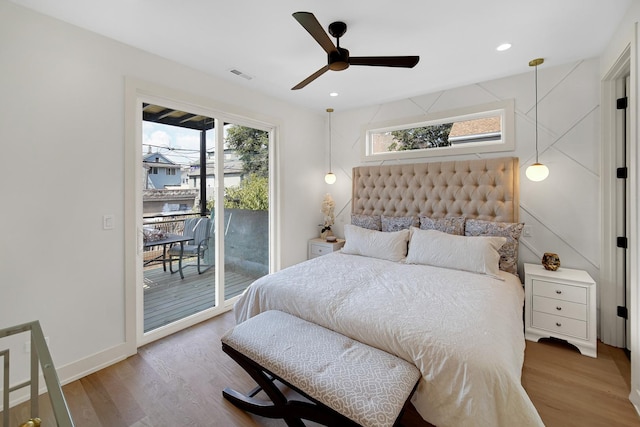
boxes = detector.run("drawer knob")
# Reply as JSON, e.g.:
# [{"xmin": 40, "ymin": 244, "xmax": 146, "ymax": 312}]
[
  {"xmin": 555, "ymin": 290, "xmax": 562, "ymax": 294},
  {"xmin": 556, "ymin": 322, "xmax": 562, "ymax": 327},
  {"xmin": 556, "ymin": 306, "xmax": 562, "ymax": 311}
]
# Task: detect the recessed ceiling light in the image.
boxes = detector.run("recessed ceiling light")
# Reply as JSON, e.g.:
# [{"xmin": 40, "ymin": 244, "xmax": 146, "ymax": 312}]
[
  {"xmin": 496, "ymin": 43, "xmax": 512, "ymax": 52},
  {"xmin": 329, "ymin": 92, "xmax": 339, "ymax": 97}
]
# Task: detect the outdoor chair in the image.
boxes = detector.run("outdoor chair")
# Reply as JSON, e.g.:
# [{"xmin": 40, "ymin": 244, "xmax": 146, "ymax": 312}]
[{"xmin": 168, "ymin": 216, "xmax": 213, "ymax": 275}]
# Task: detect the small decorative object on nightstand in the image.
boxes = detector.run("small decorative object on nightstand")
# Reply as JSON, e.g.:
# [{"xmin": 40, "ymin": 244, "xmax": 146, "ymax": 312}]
[
  {"xmin": 542, "ymin": 252, "xmax": 561, "ymax": 271},
  {"xmin": 524, "ymin": 263, "xmax": 597, "ymax": 358},
  {"xmin": 308, "ymin": 238, "xmax": 345, "ymax": 259},
  {"xmin": 319, "ymin": 193, "xmax": 335, "ymax": 240}
]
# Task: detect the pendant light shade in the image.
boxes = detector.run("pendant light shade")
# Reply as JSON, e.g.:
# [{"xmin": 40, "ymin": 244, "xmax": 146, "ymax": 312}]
[
  {"xmin": 525, "ymin": 162, "xmax": 549, "ymax": 181},
  {"xmin": 526, "ymin": 58, "xmax": 548, "ymax": 182},
  {"xmin": 324, "ymin": 172, "xmax": 337, "ymax": 184},
  {"xmin": 325, "ymin": 108, "xmax": 336, "ymax": 184}
]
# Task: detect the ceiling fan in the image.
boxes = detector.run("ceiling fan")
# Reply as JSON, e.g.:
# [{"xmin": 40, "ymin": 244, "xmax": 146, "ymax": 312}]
[{"xmin": 291, "ymin": 12, "xmax": 420, "ymax": 90}]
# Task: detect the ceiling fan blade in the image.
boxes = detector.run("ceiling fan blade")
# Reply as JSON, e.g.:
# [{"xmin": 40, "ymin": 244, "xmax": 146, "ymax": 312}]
[
  {"xmin": 292, "ymin": 65, "xmax": 330, "ymax": 90},
  {"xmin": 293, "ymin": 12, "xmax": 336, "ymax": 54},
  {"xmin": 349, "ymin": 56, "xmax": 420, "ymax": 68}
]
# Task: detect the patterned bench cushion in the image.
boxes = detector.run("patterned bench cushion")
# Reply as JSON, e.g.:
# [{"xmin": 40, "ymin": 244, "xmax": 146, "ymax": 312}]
[{"xmin": 222, "ymin": 310, "xmax": 420, "ymax": 427}]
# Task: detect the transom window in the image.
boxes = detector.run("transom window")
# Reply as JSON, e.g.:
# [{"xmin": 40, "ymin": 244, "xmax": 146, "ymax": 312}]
[{"xmin": 363, "ymin": 100, "xmax": 514, "ymax": 161}]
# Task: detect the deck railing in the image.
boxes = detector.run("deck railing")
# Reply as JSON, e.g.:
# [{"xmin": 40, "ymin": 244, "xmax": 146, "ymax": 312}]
[
  {"xmin": 143, "ymin": 213, "xmax": 203, "ymax": 267},
  {"xmin": 0, "ymin": 321, "xmax": 73, "ymax": 427},
  {"xmin": 143, "ymin": 213, "xmax": 201, "ymax": 235}
]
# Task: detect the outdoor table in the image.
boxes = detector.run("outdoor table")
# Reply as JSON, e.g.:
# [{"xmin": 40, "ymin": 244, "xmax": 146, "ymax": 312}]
[{"xmin": 143, "ymin": 233, "xmax": 192, "ymax": 279}]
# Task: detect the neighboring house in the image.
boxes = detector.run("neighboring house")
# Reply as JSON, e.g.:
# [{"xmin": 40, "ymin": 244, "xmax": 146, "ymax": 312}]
[
  {"xmin": 143, "ymin": 152, "xmax": 181, "ymax": 189},
  {"xmin": 449, "ymin": 117, "xmax": 501, "ymax": 145},
  {"xmin": 142, "ymin": 188, "xmax": 198, "ymax": 216},
  {"xmin": 143, "ymin": 152, "xmax": 197, "ymax": 216},
  {"xmin": 187, "ymin": 148, "xmax": 243, "ymax": 194}
]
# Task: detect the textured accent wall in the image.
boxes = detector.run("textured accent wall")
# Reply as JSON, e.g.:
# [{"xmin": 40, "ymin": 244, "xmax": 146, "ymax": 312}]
[{"xmin": 327, "ymin": 59, "xmax": 600, "ymax": 287}]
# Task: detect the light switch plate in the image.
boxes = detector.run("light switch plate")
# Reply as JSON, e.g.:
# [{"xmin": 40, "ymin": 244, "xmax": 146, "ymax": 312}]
[{"xmin": 103, "ymin": 214, "xmax": 114, "ymax": 230}]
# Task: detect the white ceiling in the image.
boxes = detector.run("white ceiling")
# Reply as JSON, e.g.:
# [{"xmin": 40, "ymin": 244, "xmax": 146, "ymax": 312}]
[{"xmin": 11, "ymin": 0, "xmax": 632, "ymax": 112}]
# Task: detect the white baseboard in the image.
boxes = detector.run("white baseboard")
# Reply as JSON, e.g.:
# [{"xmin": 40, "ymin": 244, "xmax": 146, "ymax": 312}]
[
  {"xmin": 630, "ymin": 388, "xmax": 640, "ymax": 417},
  {"xmin": 7, "ymin": 341, "xmax": 135, "ymax": 409},
  {"xmin": 58, "ymin": 341, "xmax": 136, "ymax": 385}
]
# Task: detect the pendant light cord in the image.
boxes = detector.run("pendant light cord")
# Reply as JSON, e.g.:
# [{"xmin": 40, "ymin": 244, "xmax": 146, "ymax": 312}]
[
  {"xmin": 534, "ymin": 63, "xmax": 539, "ymax": 163},
  {"xmin": 327, "ymin": 108, "xmax": 333, "ymax": 172}
]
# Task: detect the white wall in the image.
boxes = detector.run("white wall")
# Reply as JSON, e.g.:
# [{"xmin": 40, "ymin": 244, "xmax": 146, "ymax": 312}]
[
  {"xmin": 328, "ymin": 59, "xmax": 601, "ymax": 297},
  {"xmin": 0, "ymin": 0, "xmax": 324, "ymax": 394}
]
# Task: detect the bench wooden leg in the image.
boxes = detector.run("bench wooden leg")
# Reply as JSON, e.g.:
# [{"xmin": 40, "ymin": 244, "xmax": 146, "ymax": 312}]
[{"xmin": 222, "ymin": 344, "xmax": 360, "ymax": 427}]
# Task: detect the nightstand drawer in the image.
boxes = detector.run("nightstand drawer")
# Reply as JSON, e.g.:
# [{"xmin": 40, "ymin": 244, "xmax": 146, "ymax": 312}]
[
  {"xmin": 532, "ymin": 279, "xmax": 587, "ymax": 304},
  {"xmin": 532, "ymin": 311, "xmax": 587, "ymax": 340},
  {"xmin": 308, "ymin": 238, "xmax": 345, "ymax": 259},
  {"xmin": 532, "ymin": 295, "xmax": 587, "ymax": 321},
  {"xmin": 309, "ymin": 244, "xmax": 332, "ymax": 257}
]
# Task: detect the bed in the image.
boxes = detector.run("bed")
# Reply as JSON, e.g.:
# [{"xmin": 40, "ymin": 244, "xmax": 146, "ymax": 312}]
[{"xmin": 234, "ymin": 157, "xmax": 544, "ymax": 427}]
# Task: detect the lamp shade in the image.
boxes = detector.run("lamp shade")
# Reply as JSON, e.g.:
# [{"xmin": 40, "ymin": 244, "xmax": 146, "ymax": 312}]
[
  {"xmin": 525, "ymin": 162, "xmax": 549, "ymax": 182},
  {"xmin": 324, "ymin": 172, "xmax": 336, "ymax": 184}
]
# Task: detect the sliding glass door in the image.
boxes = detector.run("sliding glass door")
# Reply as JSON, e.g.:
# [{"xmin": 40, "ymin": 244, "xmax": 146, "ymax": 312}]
[
  {"xmin": 139, "ymin": 103, "xmax": 270, "ymax": 337},
  {"xmin": 220, "ymin": 123, "xmax": 269, "ymax": 301}
]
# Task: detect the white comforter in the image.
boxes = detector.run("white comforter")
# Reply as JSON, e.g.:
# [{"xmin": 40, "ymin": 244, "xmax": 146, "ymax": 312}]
[{"xmin": 234, "ymin": 252, "xmax": 544, "ymax": 427}]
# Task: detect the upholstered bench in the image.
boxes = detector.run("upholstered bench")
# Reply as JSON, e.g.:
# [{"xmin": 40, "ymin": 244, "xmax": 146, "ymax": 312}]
[{"xmin": 221, "ymin": 310, "xmax": 421, "ymax": 427}]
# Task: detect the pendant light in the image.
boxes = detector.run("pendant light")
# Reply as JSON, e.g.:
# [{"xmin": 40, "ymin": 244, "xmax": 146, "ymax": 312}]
[
  {"xmin": 526, "ymin": 58, "xmax": 549, "ymax": 182},
  {"xmin": 324, "ymin": 108, "xmax": 336, "ymax": 184}
]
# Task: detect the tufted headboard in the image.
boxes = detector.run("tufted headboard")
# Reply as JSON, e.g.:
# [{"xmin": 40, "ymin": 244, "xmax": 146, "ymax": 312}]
[{"xmin": 352, "ymin": 157, "xmax": 519, "ymax": 223}]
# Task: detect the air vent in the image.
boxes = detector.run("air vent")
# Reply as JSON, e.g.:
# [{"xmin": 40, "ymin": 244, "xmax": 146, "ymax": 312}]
[{"xmin": 229, "ymin": 69, "xmax": 253, "ymax": 81}]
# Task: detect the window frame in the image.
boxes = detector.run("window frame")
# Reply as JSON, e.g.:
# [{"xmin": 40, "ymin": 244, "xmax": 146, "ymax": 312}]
[{"xmin": 362, "ymin": 99, "xmax": 515, "ymax": 161}]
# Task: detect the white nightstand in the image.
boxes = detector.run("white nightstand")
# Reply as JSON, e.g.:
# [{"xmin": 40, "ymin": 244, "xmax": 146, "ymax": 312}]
[
  {"xmin": 308, "ymin": 238, "xmax": 345, "ymax": 259},
  {"xmin": 524, "ymin": 263, "xmax": 597, "ymax": 358}
]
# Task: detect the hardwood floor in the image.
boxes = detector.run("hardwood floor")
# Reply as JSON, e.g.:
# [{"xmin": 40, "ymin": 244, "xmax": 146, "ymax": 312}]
[
  {"xmin": 522, "ymin": 338, "xmax": 638, "ymax": 426},
  {"xmin": 5, "ymin": 312, "xmax": 640, "ymax": 426}
]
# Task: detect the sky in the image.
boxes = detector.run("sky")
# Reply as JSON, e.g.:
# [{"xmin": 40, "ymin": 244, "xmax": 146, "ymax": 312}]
[{"xmin": 142, "ymin": 121, "xmax": 214, "ymax": 165}]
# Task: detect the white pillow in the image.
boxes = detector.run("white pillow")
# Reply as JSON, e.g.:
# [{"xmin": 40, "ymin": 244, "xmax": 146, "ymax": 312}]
[
  {"xmin": 406, "ymin": 227, "xmax": 506, "ymax": 277},
  {"xmin": 342, "ymin": 224, "xmax": 410, "ymax": 262}
]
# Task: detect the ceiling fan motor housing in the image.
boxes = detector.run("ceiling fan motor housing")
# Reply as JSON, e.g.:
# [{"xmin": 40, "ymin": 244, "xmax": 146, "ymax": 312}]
[
  {"xmin": 328, "ymin": 21, "xmax": 347, "ymax": 38},
  {"xmin": 328, "ymin": 47, "xmax": 349, "ymax": 71}
]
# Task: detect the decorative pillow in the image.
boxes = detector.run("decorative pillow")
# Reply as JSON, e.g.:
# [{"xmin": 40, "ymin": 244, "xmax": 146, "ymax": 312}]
[
  {"xmin": 419, "ymin": 216, "xmax": 465, "ymax": 235},
  {"xmin": 464, "ymin": 219, "xmax": 524, "ymax": 276},
  {"xmin": 406, "ymin": 228, "xmax": 506, "ymax": 277},
  {"xmin": 351, "ymin": 213, "xmax": 382, "ymax": 231},
  {"xmin": 342, "ymin": 224, "xmax": 410, "ymax": 262},
  {"xmin": 381, "ymin": 215, "xmax": 419, "ymax": 232}
]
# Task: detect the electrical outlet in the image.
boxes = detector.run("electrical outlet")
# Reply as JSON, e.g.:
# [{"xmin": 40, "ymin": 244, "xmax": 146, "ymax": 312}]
[{"xmin": 523, "ymin": 225, "xmax": 533, "ymax": 237}]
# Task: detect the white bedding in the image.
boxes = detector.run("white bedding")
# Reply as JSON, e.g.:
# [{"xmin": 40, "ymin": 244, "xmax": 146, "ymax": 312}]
[{"xmin": 234, "ymin": 252, "xmax": 544, "ymax": 427}]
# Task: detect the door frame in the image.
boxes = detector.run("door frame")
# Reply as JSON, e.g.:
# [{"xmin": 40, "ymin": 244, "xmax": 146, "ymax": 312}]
[
  {"xmin": 124, "ymin": 77, "xmax": 279, "ymax": 348},
  {"xmin": 601, "ymin": 46, "xmax": 631, "ymax": 349}
]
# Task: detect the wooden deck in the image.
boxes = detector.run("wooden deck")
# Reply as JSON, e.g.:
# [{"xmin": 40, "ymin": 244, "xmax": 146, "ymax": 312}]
[{"xmin": 143, "ymin": 260, "xmax": 258, "ymax": 332}]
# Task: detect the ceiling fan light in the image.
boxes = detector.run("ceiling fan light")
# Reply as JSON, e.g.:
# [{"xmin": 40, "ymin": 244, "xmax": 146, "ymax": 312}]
[{"xmin": 525, "ymin": 163, "xmax": 549, "ymax": 182}]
